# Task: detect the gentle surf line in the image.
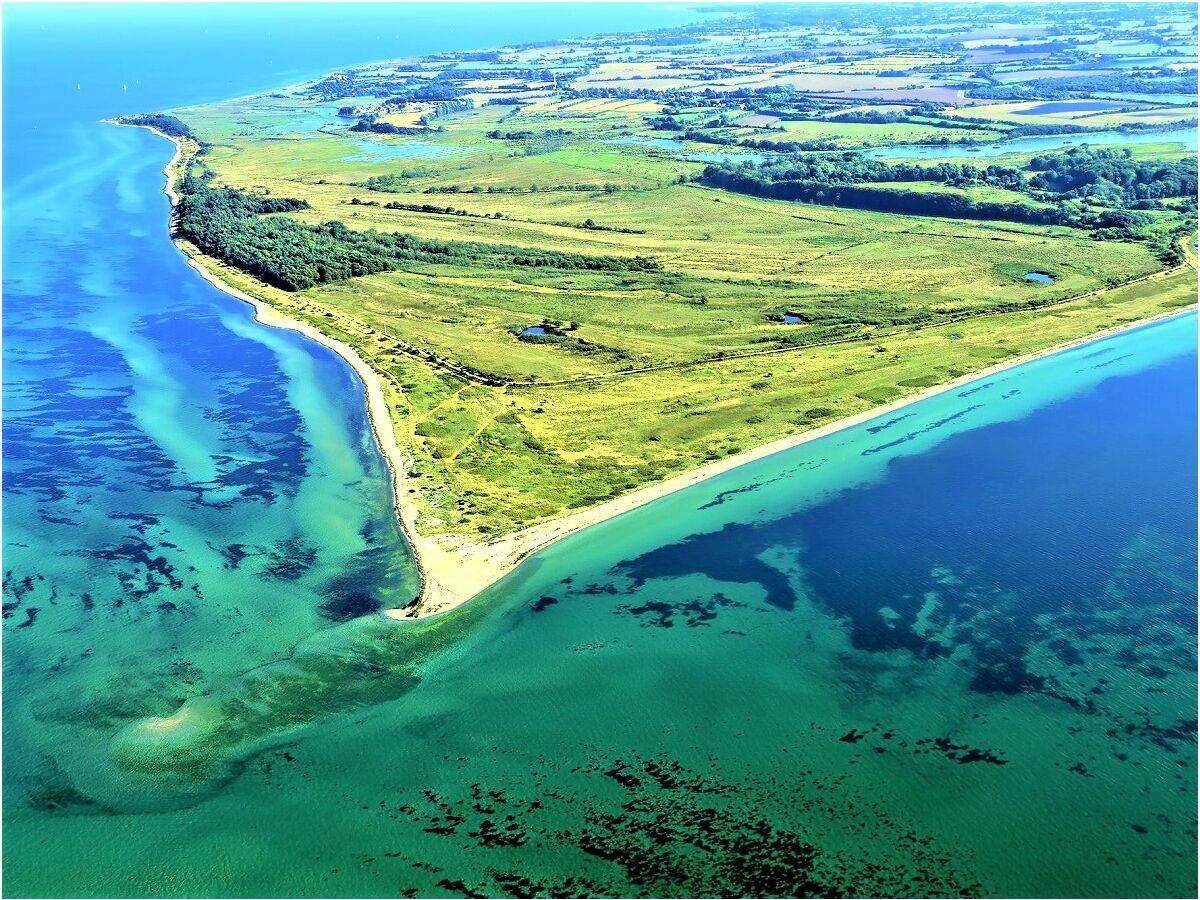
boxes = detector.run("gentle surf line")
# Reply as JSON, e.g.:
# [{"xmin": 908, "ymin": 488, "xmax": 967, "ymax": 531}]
[{"xmin": 118, "ymin": 121, "xmax": 1198, "ymax": 621}]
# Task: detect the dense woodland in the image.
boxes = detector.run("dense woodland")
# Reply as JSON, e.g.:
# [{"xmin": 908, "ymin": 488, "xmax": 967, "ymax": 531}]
[
  {"xmin": 119, "ymin": 113, "xmax": 194, "ymax": 139},
  {"xmin": 967, "ymin": 70, "xmax": 1199, "ymax": 100},
  {"xmin": 176, "ymin": 172, "xmax": 661, "ymax": 291},
  {"xmin": 1027, "ymin": 147, "xmax": 1198, "ymax": 204},
  {"xmin": 176, "ymin": 144, "xmax": 1193, "ymax": 292},
  {"xmin": 701, "ymin": 147, "xmax": 1197, "ymax": 237}
]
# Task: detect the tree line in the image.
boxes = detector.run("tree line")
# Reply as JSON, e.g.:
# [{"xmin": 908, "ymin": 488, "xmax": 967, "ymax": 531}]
[
  {"xmin": 175, "ymin": 175, "xmax": 662, "ymax": 292},
  {"xmin": 118, "ymin": 113, "xmax": 193, "ymax": 139},
  {"xmin": 701, "ymin": 168, "xmax": 1068, "ymax": 227},
  {"xmin": 698, "ymin": 147, "xmax": 1197, "ymax": 235},
  {"xmin": 968, "ymin": 71, "xmax": 1198, "ymax": 101},
  {"xmin": 1027, "ymin": 147, "xmax": 1197, "ymax": 205}
]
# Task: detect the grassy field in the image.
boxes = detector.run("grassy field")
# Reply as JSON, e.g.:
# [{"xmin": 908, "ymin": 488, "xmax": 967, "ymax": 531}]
[{"xmin": 162, "ymin": 10, "xmax": 1198, "ymax": 542}]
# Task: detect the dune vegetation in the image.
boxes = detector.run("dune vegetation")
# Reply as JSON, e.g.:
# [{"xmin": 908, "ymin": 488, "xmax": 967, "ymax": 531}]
[{"xmin": 128, "ymin": 3, "xmax": 1197, "ymax": 547}]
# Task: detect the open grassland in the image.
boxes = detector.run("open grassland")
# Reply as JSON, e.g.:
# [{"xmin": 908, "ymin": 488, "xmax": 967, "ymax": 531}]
[
  {"xmin": 943, "ymin": 99, "xmax": 1198, "ymax": 129},
  {"xmin": 183, "ymin": 234, "xmax": 1196, "ymax": 538},
  {"xmin": 778, "ymin": 118, "xmax": 1006, "ymax": 145},
  {"xmin": 160, "ymin": 7, "xmax": 1198, "ymax": 547}
]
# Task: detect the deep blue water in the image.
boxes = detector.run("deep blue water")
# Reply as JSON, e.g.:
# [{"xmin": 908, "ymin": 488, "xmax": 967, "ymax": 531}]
[
  {"xmin": 3, "ymin": 6, "xmax": 1198, "ymax": 897},
  {"xmin": 1, "ymin": 0, "xmax": 712, "ymax": 862}
]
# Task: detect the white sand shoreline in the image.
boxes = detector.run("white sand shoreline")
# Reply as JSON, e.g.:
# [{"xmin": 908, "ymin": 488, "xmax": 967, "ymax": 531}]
[
  {"xmin": 406, "ymin": 301, "xmax": 1195, "ymax": 615},
  {"xmin": 115, "ymin": 119, "xmax": 1197, "ymax": 622},
  {"xmin": 107, "ymin": 120, "xmax": 438, "ymax": 609}
]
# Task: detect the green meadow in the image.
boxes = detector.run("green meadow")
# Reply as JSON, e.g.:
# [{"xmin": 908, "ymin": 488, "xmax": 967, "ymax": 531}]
[{"xmin": 162, "ymin": 14, "xmax": 1197, "ymax": 539}]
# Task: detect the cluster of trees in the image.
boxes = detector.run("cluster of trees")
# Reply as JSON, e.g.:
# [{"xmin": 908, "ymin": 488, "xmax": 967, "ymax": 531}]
[
  {"xmin": 706, "ymin": 154, "xmax": 1027, "ymax": 190},
  {"xmin": 646, "ymin": 114, "xmax": 685, "ymax": 131},
  {"xmin": 574, "ymin": 218, "xmax": 645, "ymax": 235},
  {"xmin": 651, "ymin": 109, "xmax": 999, "ymax": 152},
  {"xmin": 741, "ymin": 135, "xmax": 841, "ymax": 152},
  {"xmin": 350, "ymin": 119, "xmax": 425, "ymax": 135},
  {"xmin": 408, "ymin": 83, "xmax": 467, "ymax": 102},
  {"xmin": 485, "ymin": 128, "xmax": 573, "ymax": 140},
  {"xmin": 425, "ymin": 97, "xmax": 474, "ymax": 119},
  {"xmin": 700, "ymin": 145, "xmax": 1198, "ymax": 238},
  {"xmin": 968, "ymin": 71, "xmax": 1198, "ymax": 101},
  {"xmin": 1005, "ymin": 122, "xmax": 1095, "ymax": 138},
  {"xmin": 1027, "ymin": 147, "xmax": 1198, "ymax": 205},
  {"xmin": 308, "ymin": 69, "xmax": 480, "ymax": 105},
  {"xmin": 425, "ymin": 182, "xmax": 630, "ymax": 194},
  {"xmin": 420, "ymin": 66, "xmax": 560, "ymax": 85},
  {"xmin": 176, "ymin": 179, "xmax": 663, "ymax": 291},
  {"xmin": 176, "ymin": 182, "xmax": 461, "ymax": 290},
  {"xmin": 509, "ymin": 251, "xmax": 661, "ymax": 272},
  {"xmin": 119, "ymin": 113, "xmax": 193, "ymax": 139},
  {"xmin": 309, "ymin": 72, "xmax": 366, "ymax": 101},
  {"xmin": 309, "ymin": 72, "xmax": 427, "ymax": 102},
  {"xmin": 361, "ymin": 171, "xmax": 429, "ymax": 191},
  {"xmin": 378, "ymin": 201, "xmax": 504, "ymax": 222},
  {"xmin": 662, "ymin": 126, "xmax": 837, "ymax": 153},
  {"xmin": 831, "ymin": 107, "xmax": 999, "ymax": 133},
  {"xmin": 701, "ymin": 167, "xmax": 1068, "ymax": 226},
  {"xmin": 348, "ymin": 100, "xmax": 470, "ymax": 133}
]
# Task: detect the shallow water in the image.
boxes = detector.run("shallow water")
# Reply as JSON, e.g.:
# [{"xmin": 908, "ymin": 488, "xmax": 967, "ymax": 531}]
[
  {"xmin": 8, "ymin": 308, "xmax": 1196, "ymax": 897},
  {"xmin": 3, "ymin": 6, "xmax": 1198, "ymax": 898},
  {"xmin": 604, "ymin": 136, "xmax": 775, "ymax": 165},
  {"xmin": 340, "ymin": 138, "xmax": 468, "ymax": 161},
  {"xmin": 865, "ymin": 124, "xmax": 1198, "ymax": 159}
]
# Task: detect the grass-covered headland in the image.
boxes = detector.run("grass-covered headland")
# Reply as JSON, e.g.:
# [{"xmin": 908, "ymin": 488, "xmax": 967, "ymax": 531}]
[{"xmin": 121, "ymin": 3, "xmax": 1198, "ymax": 570}]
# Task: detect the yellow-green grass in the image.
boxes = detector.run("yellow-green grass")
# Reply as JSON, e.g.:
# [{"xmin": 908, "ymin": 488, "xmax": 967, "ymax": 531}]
[
  {"xmin": 1065, "ymin": 106, "xmax": 1199, "ymax": 128},
  {"xmin": 777, "ymin": 118, "xmax": 1006, "ymax": 145},
  {"xmin": 188, "ymin": 232, "xmax": 1195, "ymax": 539},
  {"xmin": 165, "ymin": 44, "xmax": 1196, "ymax": 540},
  {"xmin": 943, "ymin": 100, "xmax": 1198, "ymax": 129},
  {"xmin": 184, "ymin": 106, "xmax": 1169, "ymax": 382},
  {"xmin": 865, "ymin": 180, "xmax": 1055, "ymax": 206}
]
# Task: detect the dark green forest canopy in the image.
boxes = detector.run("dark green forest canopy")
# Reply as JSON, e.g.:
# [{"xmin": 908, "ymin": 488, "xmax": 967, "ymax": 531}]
[
  {"xmin": 118, "ymin": 113, "xmax": 194, "ymax": 139},
  {"xmin": 700, "ymin": 148, "xmax": 1197, "ymax": 236},
  {"xmin": 1027, "ymin": 147, "xmax": 1199, "ymax": 203},
  {"xmin": 176, "ymin": 176, "xmax": 662, "ymax": 292},
  {"xmin": 966, "ymin": 70, "xmax": 1199, "ymax": 101}
]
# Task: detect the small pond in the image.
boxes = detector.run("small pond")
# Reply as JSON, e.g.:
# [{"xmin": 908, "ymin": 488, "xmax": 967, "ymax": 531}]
[
  {"xmin": 1024, "ymin": 272, "xmax": 1055, "ymax": 284},
  {"xmin": 604, "ymin": 137, "xmax": 778, "ymax": 166},
  {"xmin": 520, "ymin": 325, "xmax": 548, "ymax": 337},
  {"xmin": 781, "ymin": 313, "xmax": 804, "ymax": 324},
  {"xmin": 863, "ymin": 125, "xmax": 1197, "ymax": 160},
  {"xmin": 259, "ymin": 104, "xmax": 346, "ymax": 135},
  {"xmin": 340, "ymin": 139, "xmax": 466, "ymax": 161}
]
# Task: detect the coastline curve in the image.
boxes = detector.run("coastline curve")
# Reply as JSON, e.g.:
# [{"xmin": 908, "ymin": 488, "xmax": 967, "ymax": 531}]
[{"xmin": 113, "ymin": 120, "xmax": 1199, "ymax": 622}]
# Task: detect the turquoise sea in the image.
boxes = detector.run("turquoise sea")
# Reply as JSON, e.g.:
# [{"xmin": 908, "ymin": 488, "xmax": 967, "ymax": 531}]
[{"xmin": 3, "ymin": 5, "xmax": 1197, "ymax": 898}]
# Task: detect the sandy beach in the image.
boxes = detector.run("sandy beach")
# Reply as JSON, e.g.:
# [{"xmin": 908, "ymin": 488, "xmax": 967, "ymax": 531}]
[
  {"xmin": 120, "ymin": 121, "xmax": 1197, "ymax": 622},
  {"xmin": 399, "ymin": 301, "xmax": 1196, "ymax": 615}
]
